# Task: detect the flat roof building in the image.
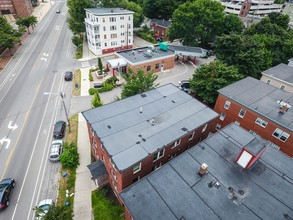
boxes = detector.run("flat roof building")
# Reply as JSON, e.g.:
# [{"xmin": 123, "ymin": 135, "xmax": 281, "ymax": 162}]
[{"xmin": 120, "ymin": 123, "xmax": 293, "ymax": 220}]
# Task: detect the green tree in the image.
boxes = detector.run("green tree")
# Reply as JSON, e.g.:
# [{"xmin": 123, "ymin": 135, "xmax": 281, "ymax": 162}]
[
  {"xmin": 67, "ymin": 0, "xmax": 93, "ymax": 35},
  {"xmin": 222, "ymin": 14, "xmax": 243, "ymax": 35},
  {"xmin": 43, "ymin": 205, "xmax": 73, "ymax": 220},
  {"xmin": 168, "ymin": 0, "xmax": 226, "ymax": 47},
  {"xmin": 60, "ymin": 142, "xmax": 79, "ymax": 169},
  {"xmin": 124, "ymin": 1, "xmax": 144, "ymax": 27},
  {"xmin": 143, "ymin": 0, "xmax": 178, "ymax": 19},
  {"xmin": 27, "ymin": 15, "xmax": 38, "ymax": 30},
  {"xmin": 16, "ymin": 17, "xmax": 31, "ymax": 33},
  {"xmin": 121, "ymin": 69, "xmax": 158, "ymax": 98},
  {"xmin": 98, "ymin": 57, "xmax": 103, "ymax": 74},
  {"xmin": 190, "ymin": 60, "xmax": 244, "ymax": 105},
  {"xmin": 91, "ymin": 92, "xmax": 103, "ymax": 107}
]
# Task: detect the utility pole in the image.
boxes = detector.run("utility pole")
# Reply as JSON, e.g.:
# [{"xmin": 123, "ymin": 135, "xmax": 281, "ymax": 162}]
[{"xmin": 60, "ymin": 92, "xmax": 71, "ymax": 132}]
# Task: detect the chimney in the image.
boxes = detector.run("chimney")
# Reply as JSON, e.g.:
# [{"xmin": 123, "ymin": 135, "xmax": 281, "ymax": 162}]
[
  {"xmin": 198, "ymin": 163, "xmax": 208, "ymax": 177},
  {"xmin": 236, "ymin": 137, "xmax": 267, "ymax": 169}
]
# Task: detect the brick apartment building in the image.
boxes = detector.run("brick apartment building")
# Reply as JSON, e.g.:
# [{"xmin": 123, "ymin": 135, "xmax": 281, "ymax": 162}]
[
  {"xmin": 83, "ymin": 84, "xmax": 218, "ymax": 196},
  {"xmin": 260, "ymin": 59, "xmax": 293, "ymax": 93},
  {"xmin": 214, "ymin": 77, "xmax": 293, "ymax": 157},
  {"xmin": 84, "ymin": 8, "xmax": 134, "ymax": 55},
  {"xmin": 0, "ymin": 0, "xmax": 34, "ymax": 17},
  {"xmin": 150, "ymin": 18, "xmax": 171, "ymax": 39},
  {"xmin": 120, "ymin": 123, "xmax": 293, "ymax": 220}
]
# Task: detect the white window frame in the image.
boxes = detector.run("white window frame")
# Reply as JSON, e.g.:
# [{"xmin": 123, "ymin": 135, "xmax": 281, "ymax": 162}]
[
  {"xmin": 224, "ymin": 101, "xmax": 231, "ymax": 110},
  {"xmin": 215, "ymin": 124, "xmax": 221, "ymax": 130},
  {"xmin": 272, "ymin": 128, "xmax": 290, "ymax": 142},
  {"xmin": 153, "ymin": 149, "xmax": 165, "ymax": 162},
  {"xmin": 189, "ymin": 131, "xmax": 195, "ymax": 140},
  {"xmin": 154, "ymin": 163, "xmax": 162, "ymax": 170},
  {"xmin": 234, "ymin": 121, "xmax": 240, "ymax": 126},
  {"xmin": 202, "ymin": 124, "xmax": 208, "ymax": 133},
  {"xmin": 219, "ymin": 113, "xmax": 226, "ymax": 121},
  {"xmin": 133, "ymin": 163, "xmax": 141, "ymax": 174},
  {"xmin": 255, "ymin": 118, "xmax": 268, "ymax": 128},
  {"xmin": 238, "ymin": 109, "xmax": 246, "ymax": 118},
  {"xmin": 172, "ymin": 139, "xmax": 181, "ymax": 149}
]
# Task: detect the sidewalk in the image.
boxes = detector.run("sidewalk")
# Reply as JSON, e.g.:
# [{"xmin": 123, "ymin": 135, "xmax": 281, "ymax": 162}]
[{"xmin": 73, "ymin": 40, "xmax": 93, "ymax": 220}]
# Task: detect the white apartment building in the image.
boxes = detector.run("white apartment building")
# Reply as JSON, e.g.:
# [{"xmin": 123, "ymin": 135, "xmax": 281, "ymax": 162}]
[
  {"xmin": 217, "ymin": 0, "xmax": 283, "ymax": 17},
  {"xmin": 85, "ymin": 8, "xmax": 134, "ymax": 55}
]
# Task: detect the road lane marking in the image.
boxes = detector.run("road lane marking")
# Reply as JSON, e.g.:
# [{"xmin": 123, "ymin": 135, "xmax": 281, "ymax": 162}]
[
  {"xmin": 1, "ymin": 84, "xmax": 41, "ymax": 181},
  {"xmin": 0, "ymin": 136, "xmax": 11, "ymax": 149},
  {"xmin": 8, "ymin": 121, "xmax": 18, "ymax": 130}
]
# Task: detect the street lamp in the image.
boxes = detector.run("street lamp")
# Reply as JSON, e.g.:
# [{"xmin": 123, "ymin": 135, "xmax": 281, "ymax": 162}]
[{"xmin": 44, "ymin": 92, "xmax": 71, "ymax": 132}]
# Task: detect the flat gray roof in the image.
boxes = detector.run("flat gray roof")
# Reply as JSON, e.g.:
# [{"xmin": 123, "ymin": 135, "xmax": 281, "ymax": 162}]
[
  {"xmin": 218, "ymin": 77, "xmax": 293, "ymax": 131},
  {"xmin": 116, "ymin": 45, "xmax": 175, "ymax": 65},
  {"xmin": 120, "ymin": 123, "xmax": 293, "ymax": 220},
  {"xmin": 82, "ymin": 84, "xmax": 218, "ymax": 171},
  {"xmin": 85, "ymin": 8, "xmax": 134, "ymax": 15},
  {"xmin": 262, "ymin": 63, "xmax": 293, "ymax": 84}
]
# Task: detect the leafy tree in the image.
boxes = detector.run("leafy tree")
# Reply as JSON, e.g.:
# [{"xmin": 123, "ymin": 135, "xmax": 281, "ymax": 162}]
[
  {"xmin": 190, "ymin": 60, "xmax": 244, "ymax": 105},
  {"xmin": 2, "ymin": 33, "xmax": 20, "ymax": 55},
  {"xmin": 91, "ymin": 92, "xmax": 103, "ymax": 107},
  {"xmin": 16, "ymin": 18, "xmax": 31, "ymax": 33},
  {"xmin": 143, "ymin": 0, "xmax": 178, "ymax": 19},
  {"xmin": 27, "ymin": 15, "xmax": 38, "ymax": 30},
  {"xmin": 43, "ymin": 205, "xmax": 73, "ymax": 220},
  {"xmin": 121, "ymin": 68, "xmax": 158, "ymax": 98},
  {"xmin": 98, "ymin": 57, "xmax": 103, "ymax": 74},
  {"xmin": 60, "ymin": 142, "xmax": 79, "ymax": 169},
  {"xmin": 72, "ymin": 35, "xmax": 83, "ymax": 47},
  {"xmin": 67, "ymin": 0, "xmax": 93, "ymax": 35},
  {"xmin": 123, "ymin": 1, "xmax": 144, "ymax": 27},
  {"xmin": 222, "ymin": 14, "xmax": 243, "ymax": 35},
  {"xmin": 168, "ymin": 0, "xmax": 226, "ymax": 48}
]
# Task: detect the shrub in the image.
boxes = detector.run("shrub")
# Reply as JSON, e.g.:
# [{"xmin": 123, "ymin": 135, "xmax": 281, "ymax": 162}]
[
  {"xmin": 88, "ymin": 88, "xmax": 97, "ymax": 95},
  {"xmin": 91, "ymin": 92, "xmax": 103, "ymax": 108},
  {"xmin": 72, "ymin": 35, "xmax": 83, "ymax": 47},
  {"xmin": 60, "ymin": 142, "xmax": 79, "ymax": 169},
  {"xmin": 105, "ymin": 76, "xmax": 118, "ymax": 85},
  {"xmin": 89, "ymin": 71, "xmax": 93, "ymax": 81},
  {"xmin": 97, "ymin": 83, "xmax": 113, "ymax": 93}
]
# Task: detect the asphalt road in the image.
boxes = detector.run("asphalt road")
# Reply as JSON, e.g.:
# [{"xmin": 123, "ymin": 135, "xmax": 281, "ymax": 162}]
[{"xmin": 0, "ymin": 2, "xmax": 75, "ymax": 219}]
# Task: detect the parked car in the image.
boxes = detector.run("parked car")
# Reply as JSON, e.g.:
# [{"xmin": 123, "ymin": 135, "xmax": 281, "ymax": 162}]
[
  {"xmin": 56, "ymin": 9, "xmax": 61, "ymax": 13},
  {"xmin": 49, "ymin": 140, "xmax": 63, "ymax": 162},
  {"xmin": 53, "ymin": 121, "xmax": 66, "ymax": 139},
  {"xmin": 64, "ymin": 71, "xmax": 73, "ymax": 81},
  {"xmin": 35, "ymin": 199, "xmax": 54, "ymax": 219},
  {"xmin": 0, "ymin": 178, "xmax": 15, "ymax": 210},
  {"xmin": 178, "ymin": 80, "xmax": 191, "ymax": 93}
]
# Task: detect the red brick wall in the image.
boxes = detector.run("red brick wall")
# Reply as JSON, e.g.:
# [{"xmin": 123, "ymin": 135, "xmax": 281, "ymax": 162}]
[
  {"xmin": 155, "ymin": 26, "xmax": 168, "ymax": 39},
  {"xmin": 239, "ymin": 0, "xmax": 252, "ymax": 17},
  {"xmin": 124, "ymin": 207, "xmax": 132, "ymax": 220},
  {"xmin": 102, "ymin": 45, "xmax": 133, "ymax": 54},
  {"xmin": 214, "ymin": 94, "xmax": 293, "ymax": 157},
  {"xmin": 128, "ymin": 56, "xmax": 175, "ymax": 74}
]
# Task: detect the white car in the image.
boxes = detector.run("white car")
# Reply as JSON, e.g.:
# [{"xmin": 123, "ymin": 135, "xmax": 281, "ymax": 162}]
[
  {"xmin": 49, "ymin": 140, "xmax": 63, "ymax": 162},
  {"xmin": 35, "ymin": 199, "xmax": 54, "ymax": 219},
  {"xmin": 179, "ymin": 80, "xmax": 191, "ymax": 93}
]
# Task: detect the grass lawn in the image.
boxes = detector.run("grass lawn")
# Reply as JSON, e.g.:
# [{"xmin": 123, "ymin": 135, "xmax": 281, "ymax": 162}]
[
  {"xmin": 92, "ymin": 189, "xmax": 124, "ymax": 220},
  {"xmin": 56, "ymin": 114, "xmax": 79, "ymax": 219},
  {"xmin": 72, "ymin": 69, "xmax": 81, "ymax": 96}
]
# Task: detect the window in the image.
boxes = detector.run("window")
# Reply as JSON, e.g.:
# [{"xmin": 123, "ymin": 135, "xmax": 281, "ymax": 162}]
[
  {"xmin": 128, "ymin": 24, "xmax": 131, "ymax": 28},
  {"xmin": 189, "ymin": 131, "xmax": 195, "ymax": 140},
  {"xmin": 238, "ymin": 109, "xmax": 246, "ymax": 118},
  {"xmin": 128, "ymin": 16, "xmax": 131, "ymax": 20},
  {"xmin": 94, "ymin": 27, "xmax": 99, "ymax": 31},
  {"xmin": 153, "ymin": 149, "xmax": 165, "ymax": 161},
  {"xmin": 255, "ymin": 118, "xmax": 268, "ymax": 128},
  {"xmin": 133, "ymin": 176, "xmax": 140, "ymax": 183},
  {"xmin": 224, "ymin": 101, "xmax": 231, "ymax": 110},
  {"xmin": 272, "ymin": 128, "xmax": 290, "ymax": 142},
  {"xmin": 103, "ymin": 17, "xmax": 105, "ymax": 22},
  {"xmin": 147, "ymin": 65, "xmax": 151, "ymax": 72},
  {"xmin": 102, "ymin": 155, "xmax": 105, "ymax": 162},
  {"xmin": 121, "ymin": 25, "xmax": 124, "ymax": 28},
  {"xmin": 104, "ymin": 43, "xmax": 107, "ymax": 47},
  {"xmin": 111, "ymin": 169, "xmax": 117, "ymax": 181},
  {"xmin": 120, "ymin": 16, "xmax": 124, "ymax": 20},
  {"xmin": 110, "ymin": 25, "xmax": 117, "ymax": 30},
  {"xmin": 234, "ymin": 121, "xmax": 240, "ymax": 126},
  {"xmin": 155, "ymin": 63, "xmax": 160, "ymax": 69},
  {"xmin": 129, "ymin": 39, "xmax": 131, "ymax": 43},
  {"xmin": 168, "ymin": 153, "xmax": 177, "ymax": 161},
  {"xmin": 153, "ymin": 163, "xmax": 162, "ymax": 171},
  {"xmin": 121, "ymin": 40, "xmax": 125, "ymax": 43},
  {"xmin": 96, "ymin": 17, "xmax": 98, "ymax": 22},
  {"xmin": 216, "ymin": 124, "xmax": 221, "ymax": 130},
  {"xmin": 280, "ymin": 85, "xmax": 285, "ymax": 90},
  {"xmin": 133, "ymin": 163, "xmax": 141, "ymax": 174},
  {"xmin": 103, "ymin": 26, "xmax": 106, "ymax": 31},
  {"xmin": 121, "ymin": 32, "xmax": 125, "ymax": 36},
  {"xmin": 202, "ymin": 124, "xmax": 208, "ymax": 133},
  {"xmin": 266, "ymin": 80, "xmax": 271, "ymax": 84},
  {"xmin": 110, "ymin": 34, "xmax": 117, "ymax": 38},
  {"xmin": 172, "ymin": 139, "xmax": 181, "ymax": 148},
  {"xmin": 111, "ymin": 41, "xmax": 117, "ymax": 46},
  {"xmin": 109, "ymin": 17, "xmax": 116, "ymax": 22},
  {"xmin": 219, "ymin": 113, "xmax": 226, "ymax": 121}
]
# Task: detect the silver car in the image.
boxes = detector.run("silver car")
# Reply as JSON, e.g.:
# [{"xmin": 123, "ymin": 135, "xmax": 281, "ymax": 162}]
[{"xmin": 49, "ymin": 140, "xmax": 63, "ymax": 162}]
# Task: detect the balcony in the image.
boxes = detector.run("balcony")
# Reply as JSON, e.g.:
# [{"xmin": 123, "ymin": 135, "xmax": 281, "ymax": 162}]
[{"xmin": 84, "ymin": 18, "xmax": 100, "ymax": 26}]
